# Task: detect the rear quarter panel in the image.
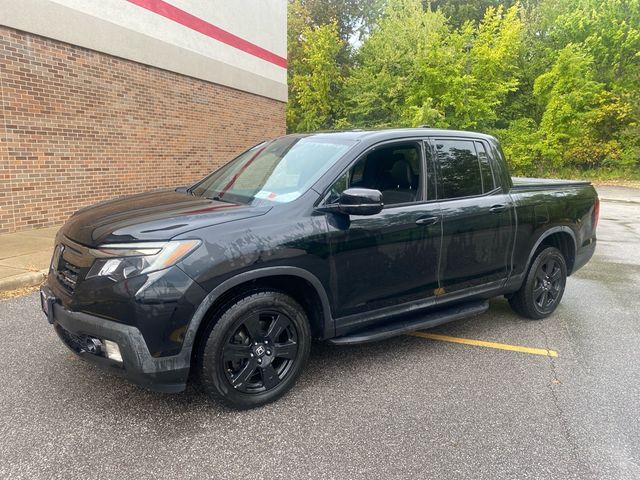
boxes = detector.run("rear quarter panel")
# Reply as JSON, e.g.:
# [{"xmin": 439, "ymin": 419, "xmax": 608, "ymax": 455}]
[{"xmin": 510, "ymin": 184, "xmax": 597, "ymax": 277}]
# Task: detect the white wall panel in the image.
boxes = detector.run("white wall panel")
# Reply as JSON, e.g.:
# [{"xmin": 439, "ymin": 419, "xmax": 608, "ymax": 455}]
[{"xmin": 0, "ymin": 0, "xmax": 288, "ymax": 101}]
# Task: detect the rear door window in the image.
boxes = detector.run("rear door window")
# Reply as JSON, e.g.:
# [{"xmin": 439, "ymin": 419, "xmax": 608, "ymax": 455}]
[{"xmin": 434, "ymin": 139, "xmax": 483, "ymax": 199}]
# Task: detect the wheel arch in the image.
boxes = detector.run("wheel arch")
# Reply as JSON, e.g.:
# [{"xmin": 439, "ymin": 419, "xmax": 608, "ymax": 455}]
[
  {"xmin": 527, "ymin": 227, "xmax": 577, "ymax": 275},
  {"xmin": 184, "ymin": 267, "xmax": 334, "ymax": 360}
]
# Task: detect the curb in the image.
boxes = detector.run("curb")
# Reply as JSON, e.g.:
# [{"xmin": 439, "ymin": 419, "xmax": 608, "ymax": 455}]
[
  {"xmin": 599, "ymin": 197, "xmax": 640, "ymax": 205},
  {"xmin": 0, "ymin": 270, "xmax": 47, "ymax": 292}
]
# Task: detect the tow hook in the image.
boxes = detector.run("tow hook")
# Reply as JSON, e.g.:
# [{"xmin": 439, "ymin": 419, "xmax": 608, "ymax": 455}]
[{"xmin": 85, "ymin": 337, "xmax": 103, "ymax": 355}]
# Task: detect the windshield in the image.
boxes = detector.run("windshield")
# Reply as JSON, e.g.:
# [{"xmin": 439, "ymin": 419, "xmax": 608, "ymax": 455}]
[{"xmin": 191, "ymin": 136, "xmax": 355, "ymax": 205}]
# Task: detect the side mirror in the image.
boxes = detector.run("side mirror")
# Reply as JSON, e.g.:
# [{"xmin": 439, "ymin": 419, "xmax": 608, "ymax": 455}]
[
  {"xmin": 175, "ymin": 186, "xmax": 190, "ymax": 193},
  {"xmin": 319, "ymin": 188, "xmax": 383, "ymax": 216}
]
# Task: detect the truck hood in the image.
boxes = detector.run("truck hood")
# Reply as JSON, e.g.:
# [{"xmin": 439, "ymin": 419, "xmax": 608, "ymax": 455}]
[{"xmin": 61, "ymin": 190, "xmax": 271, "ymax": 247}]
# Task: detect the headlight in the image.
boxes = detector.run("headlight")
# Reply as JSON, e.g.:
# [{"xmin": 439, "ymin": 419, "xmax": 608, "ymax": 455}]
[{"xmin": 86, "ymin": 240, "xmax": 200, "ymax": 282}]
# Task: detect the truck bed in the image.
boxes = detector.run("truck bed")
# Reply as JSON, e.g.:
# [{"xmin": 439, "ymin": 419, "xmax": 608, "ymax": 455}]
[{"xmin": 511, "ymin": 176, "xmax": 591, "ymax": 192}]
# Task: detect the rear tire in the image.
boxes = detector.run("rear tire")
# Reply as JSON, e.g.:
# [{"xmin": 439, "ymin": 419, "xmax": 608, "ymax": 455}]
[
  {"xmin": 197, "ymin": 290, "xmax": 311, "ymax": 410},
  {"xmin": 509, "ymin": 246, "xmax": 567, "ymax": 320}
]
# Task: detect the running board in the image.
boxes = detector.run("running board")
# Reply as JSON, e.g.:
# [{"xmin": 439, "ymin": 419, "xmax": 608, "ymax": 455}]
[{"xmin": 327, "ymin": 300, "xmax": 489, "ymax": 346}]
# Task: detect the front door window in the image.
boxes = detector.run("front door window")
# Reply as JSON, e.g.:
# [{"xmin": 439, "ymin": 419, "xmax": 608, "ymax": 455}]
[{"xmin": 326, "ymin": 143, "xmax": 423, "ymax": 207}]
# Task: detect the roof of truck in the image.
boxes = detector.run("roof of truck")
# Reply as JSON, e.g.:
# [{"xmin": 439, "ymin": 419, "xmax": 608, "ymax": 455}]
[{"xmin": 287, "ymin": 128, "xmax": 498, "ymax": 143}]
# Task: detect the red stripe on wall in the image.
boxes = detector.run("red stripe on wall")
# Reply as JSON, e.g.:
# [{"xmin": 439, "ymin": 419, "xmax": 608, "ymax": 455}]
[{"xmin": 126, "ymin": 0, "xmax": 287, "ymax": 68}]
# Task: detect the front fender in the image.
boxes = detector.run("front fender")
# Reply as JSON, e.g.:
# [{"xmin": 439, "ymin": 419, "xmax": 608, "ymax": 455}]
[{"xmin": 182, "ymin": 266, "xmax": 334, "ymax": 354}]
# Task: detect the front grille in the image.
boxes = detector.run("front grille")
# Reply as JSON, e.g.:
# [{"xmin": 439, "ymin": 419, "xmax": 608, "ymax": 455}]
[
  {"xmin": 56, "ymin": 257, "xmax": 81, "ymax": 294},
  {"xmin": 52, "ymin": 237, "xmax": 93, "ymax": 295}
]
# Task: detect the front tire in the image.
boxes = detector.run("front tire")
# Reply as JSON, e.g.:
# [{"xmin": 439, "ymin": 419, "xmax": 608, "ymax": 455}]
[
  {"xmin": 509, "ymin": 246, "xmax": 567, "ymax": 320},
  {"xmin": 197, "ymin": 290, "xmax": 311, "ymax": 410}
]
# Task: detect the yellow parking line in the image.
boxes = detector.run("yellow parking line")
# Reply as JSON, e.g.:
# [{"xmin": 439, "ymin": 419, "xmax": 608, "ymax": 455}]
[{"xmin": 408, "ymin": 331, "xmax": 558, "ymax": 357}]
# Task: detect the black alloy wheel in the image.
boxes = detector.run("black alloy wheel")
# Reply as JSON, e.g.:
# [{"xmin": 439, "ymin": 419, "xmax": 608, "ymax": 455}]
[
  {"xmin": 509, "ymin": 246, "xmax": 567, "ymax": 320},
  {"xmin": 532, "ymin": 256, "xmax": 563, "ymax": 311},
  {"xmin": 222, "ymin": 310, "xmax": 299, "ymax": 393},
  {"xmin": 197, "ymin": 290, "xmax": 311, "ymax": 409}
]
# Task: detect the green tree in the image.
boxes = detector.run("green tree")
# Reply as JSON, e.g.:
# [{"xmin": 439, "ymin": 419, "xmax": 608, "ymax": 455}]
[
  {"xmin": 345, "ymin": 1, "xmax": 523, "ymax": 130},
  {"xmin": 494, "ymin": 0, "xmax": 639, "ymax": 175},
  {"xmin": 446, "ymin": 4, "xmax": 523, "ymax": 128},
  {"xmin": 545, "ymin": 0, "xmax": 640, "ymax": 88},
  {"xmin": 288, "ymin": 21, "xmax": 345, "ymax": 132},
  {"xmin": 533, "ymin": 44, "xmax": 605, "ymax": 167},
  {"xmin": 286, "ymin": 0, "xmax": 385, "ymax": 132},
  {"xmin": 429, "ymin": 0, "xmax": 518, "ymax": 26},
  {"xmin": 494, "ymin": 118, "xmax": 540, "ymax": 174},
  {"xmin": 286, "ymin": 0, "xmax": 640, "ymax": 177},
  {"xmin": 532, "ymin": 44, "xmax": 634, "ymax": 169},
  {"xmin": 344, "ymin": 0, "xmax": 442, "ymax": 127},
  {"xmin": 295, "ymin": 0, "xmax": 386, "ymax": 42}
]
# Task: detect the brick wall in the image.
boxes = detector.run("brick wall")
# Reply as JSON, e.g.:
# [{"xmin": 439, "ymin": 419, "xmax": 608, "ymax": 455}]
[{"xmin": 0, "ymin": 26, "xmax": 286, "ymax": 234}]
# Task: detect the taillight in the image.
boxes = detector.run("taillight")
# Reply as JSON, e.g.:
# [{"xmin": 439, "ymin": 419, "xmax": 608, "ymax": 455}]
[{"xmin": 593, "ymin": 196, "xmax": 600, "ymax": 228}]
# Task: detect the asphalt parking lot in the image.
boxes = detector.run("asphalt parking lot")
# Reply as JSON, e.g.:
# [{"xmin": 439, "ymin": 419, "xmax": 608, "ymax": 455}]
[{"xmin": 1, "ymin": 187, "xmax": 639, "ymax": 480}]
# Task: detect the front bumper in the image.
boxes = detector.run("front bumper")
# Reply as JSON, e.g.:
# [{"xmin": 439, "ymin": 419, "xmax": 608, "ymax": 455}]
[{"xmin": 42, "ymin": 285, "xmax": 190, "ymax": 393}]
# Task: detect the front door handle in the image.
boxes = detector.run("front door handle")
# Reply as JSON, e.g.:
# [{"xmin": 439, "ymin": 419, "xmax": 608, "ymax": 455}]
[
  {"xmin": 415, "ymin": 216, "xmax": 439, "ymax": 226},
  {"xmin": 490, "ymin": 204, "xmax": 507, "ymax": 213}
]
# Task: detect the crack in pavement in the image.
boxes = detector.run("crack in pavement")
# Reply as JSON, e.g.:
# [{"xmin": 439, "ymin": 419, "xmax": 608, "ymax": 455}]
[{"xmin": 537, "ymin": 322, "xmax": 595, "ymax": 479}]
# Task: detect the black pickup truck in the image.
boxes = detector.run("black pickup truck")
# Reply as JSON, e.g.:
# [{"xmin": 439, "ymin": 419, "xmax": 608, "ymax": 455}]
[{"xmin": 40, "ymin": 128, "xmax": 598, "ymax": 409}]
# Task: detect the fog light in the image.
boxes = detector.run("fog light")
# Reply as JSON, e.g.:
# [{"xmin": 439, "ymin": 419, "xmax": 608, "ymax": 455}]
[{"xmin": 104, "ymin": 340, "xmax": 123, "ymax": 363}]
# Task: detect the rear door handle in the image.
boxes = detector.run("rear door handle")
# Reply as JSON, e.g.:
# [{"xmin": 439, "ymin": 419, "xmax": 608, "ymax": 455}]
[
  {"xmin": 490, "ymin": 204, "xmax": 507, "ymax": 213},
  {"xmin": 415, "ymin": 216, "xmax": 439, "ymax": 226}
]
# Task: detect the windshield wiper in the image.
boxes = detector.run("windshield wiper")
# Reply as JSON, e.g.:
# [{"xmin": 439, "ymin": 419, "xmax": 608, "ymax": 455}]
[
  {"xmin": 209, "ymin": 195, "xmax": 233, "ymax": 203},
  {"xmin": 175, "ymin": 186, "xmax": 194, "ymax": 195}
]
